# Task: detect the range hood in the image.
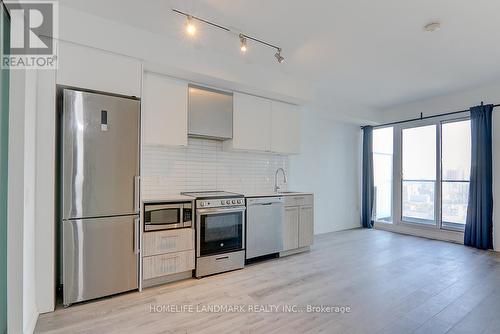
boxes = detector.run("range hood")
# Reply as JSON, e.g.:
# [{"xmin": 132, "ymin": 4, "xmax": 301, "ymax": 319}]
[{"xmin": 188, "ymin": 85, "xmax": 233, "ymax": 140}]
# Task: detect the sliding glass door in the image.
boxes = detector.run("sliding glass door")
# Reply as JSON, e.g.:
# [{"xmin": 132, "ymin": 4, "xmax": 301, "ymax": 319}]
[
  {"xmin": 401, "ymin": 124, "xmax": 437, "ymax": 225},
  {"xmin": 399, "ymin": 119, "xmax": 471, "ymax": 231},
  {"xmin": 373, "ymin": 116, "xmax": 472, "ymax": 235},
  {"xmin": 0, "ymin": 2, "xmax": 10, "ymax": 333}
]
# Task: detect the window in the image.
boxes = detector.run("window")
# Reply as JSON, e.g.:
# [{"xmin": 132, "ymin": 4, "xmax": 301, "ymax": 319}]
[
  {"xmin": 441, "ymin": 120, "xmax": 471, "ymax": 229},
  {"xmin": 373, "ymin": 127, "xmax": 393, "ymax": 222},
  {"xmin": 371, "ymin": 116, "xmax": 471, "ymax": 235},
  {"xmin": 402, "ymin": 125, "xmax": 437, "ymax": 225}
]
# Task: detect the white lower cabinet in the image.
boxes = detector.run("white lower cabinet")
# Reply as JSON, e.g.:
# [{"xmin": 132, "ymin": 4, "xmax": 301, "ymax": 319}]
[
  {"xmin": 142, "ymin": 228, "xmax": 195, "ymax": 284},
  {"xmin": 142, "ymin": 250, "xmax": 195, "ymax": 280},
  {"xmin": 283, "ymin": 206, "xmax": 300, "ymax": 251},
  {"xmin": 282, "ymin": 195, "xmax": 314, "ymax": 253},
  {"xmin": 299, "ymin": 206, "xmax": 314, "ymax": 248},
  {"xmin": 142, "ymin": 228, "xmax": 194, "ymax": 257}
]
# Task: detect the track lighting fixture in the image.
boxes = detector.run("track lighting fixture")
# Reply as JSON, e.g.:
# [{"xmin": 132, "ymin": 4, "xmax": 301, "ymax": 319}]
[
  {"xmin": 185, "ymin": 15, "xmax": 196, "ymax": 36},
  {"xmin": 274, "ymin": 49, "xmax": 284, "ymax": 63},
  {"xmin": 173, "ymin": 9, "xmax": 284, "ymax": 64},
  {"xmin": 239, "ymin": 34, "xmax": 247, "ymax": 52}
]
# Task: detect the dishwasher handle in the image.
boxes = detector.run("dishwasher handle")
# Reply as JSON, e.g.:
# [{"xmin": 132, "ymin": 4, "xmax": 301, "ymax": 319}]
[
  {"xmin": 247, "ymin": 197, "xmax": 284, "ymax": 206},
  {"xmin": 248, "ymin": 202, "xmax": 282, "ymax": 207}
]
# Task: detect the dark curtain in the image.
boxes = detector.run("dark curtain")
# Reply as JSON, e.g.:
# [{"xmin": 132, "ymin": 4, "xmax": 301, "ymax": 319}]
[
  {"xmin": 464, "ymin": 104, "xmax": 493, "ymax": 250},
  {"xmin": 361, "ymin": 126, "xmax": 374, "ymax": 228}
]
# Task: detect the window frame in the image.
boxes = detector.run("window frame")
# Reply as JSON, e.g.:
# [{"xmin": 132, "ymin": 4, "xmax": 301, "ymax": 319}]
[
  {"xmin": 372, "ymin": 125, "xmax": 395, "ymax": 224},
  {"xmin": 373, "ymin": 112, "xmax": 470, "ymax": 236}
]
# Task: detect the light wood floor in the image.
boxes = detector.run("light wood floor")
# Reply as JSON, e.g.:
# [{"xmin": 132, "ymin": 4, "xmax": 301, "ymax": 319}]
[{"xmin": 35, "ymin": 229, "xmax": 500, "ymax": 334}]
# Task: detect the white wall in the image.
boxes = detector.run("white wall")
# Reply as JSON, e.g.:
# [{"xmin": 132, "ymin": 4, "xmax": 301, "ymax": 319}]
[
  {"xmin": 8, "ymin": 68, "xmax": 39, "ymax": 333},
  {"xmin": 7, "ymin": 64, "xmax": 26, "ymax": 334},
  {"xmin": 22, "ymin": 70, "xmax": 38, "ymax": 334},
  {"xmin": 35, "ymin": 69, "xmax": 56, "ymax": 314},
  {"xmin": 382, "ymin": 80, "xmax": 500, "ymax": 251},
  {"xmin": 289, "ymin": 110, "xmax": 362, "ymax": 234}
]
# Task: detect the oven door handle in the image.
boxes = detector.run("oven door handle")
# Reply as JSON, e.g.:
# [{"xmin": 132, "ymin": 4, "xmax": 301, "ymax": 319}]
[{"xmin": 197, "ymin": 207, "xmax": 246, "ymax": 215}]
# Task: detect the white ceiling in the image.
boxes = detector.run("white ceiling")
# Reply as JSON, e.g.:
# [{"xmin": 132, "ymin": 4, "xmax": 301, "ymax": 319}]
[{"xmin": 59, "ymin": 0, "xmax": 500, "ymax": 111}]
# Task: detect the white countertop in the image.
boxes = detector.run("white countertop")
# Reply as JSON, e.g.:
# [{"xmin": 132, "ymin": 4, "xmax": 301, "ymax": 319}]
[
  {"xmin": 244, "ymin": 192, "xmax": 313, "ymax": 198},
  {"xmin": 142, "ymin": 194, "xmax": 195, "ymax": 203},
  {"xmin": 142, "ymin": 192, "xmax": 313, "ymax": 202}
]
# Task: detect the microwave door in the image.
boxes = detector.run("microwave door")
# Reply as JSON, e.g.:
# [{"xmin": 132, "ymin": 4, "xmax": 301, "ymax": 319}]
[{"xmin": 144, "ymin": 204, "xmax": 183, "ymax": 231}]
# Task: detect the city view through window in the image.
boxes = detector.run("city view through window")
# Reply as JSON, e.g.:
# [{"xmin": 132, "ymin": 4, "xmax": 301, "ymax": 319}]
[
  {"xmin": 373, "ymin": 127, "xmax": 393, "ymax": 222},
  {"xmin": 441, "ymin": 120, "xmax": 471, "ymax": 228},
  {"xmin": 402, "ymin": 125, "xmax": 436, "ymax": 224},
  {"xmin": 373, "ymin": 120, "xmax": 471, "ymax": 230}
]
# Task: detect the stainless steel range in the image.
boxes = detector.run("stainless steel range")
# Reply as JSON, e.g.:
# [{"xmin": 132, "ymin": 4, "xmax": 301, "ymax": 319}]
[{"xmin": 182, "ymin": 191, "xmax": 245, "ymax": 278}]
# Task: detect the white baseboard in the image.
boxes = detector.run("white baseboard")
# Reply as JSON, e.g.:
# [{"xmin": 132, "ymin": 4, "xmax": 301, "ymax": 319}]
[{"xmin": 374, "ymin": 222, "xmax": 464, "ymax": 244}]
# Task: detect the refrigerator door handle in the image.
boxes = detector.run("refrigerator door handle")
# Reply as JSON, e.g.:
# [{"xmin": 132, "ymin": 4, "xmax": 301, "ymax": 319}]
[
  {"xmin": 134, "ymin": 176, "xmax": 140, "ymax": 213},
  {"xmin": 134, "ymin": 217, "xmax": 140, "ymax": 254}
]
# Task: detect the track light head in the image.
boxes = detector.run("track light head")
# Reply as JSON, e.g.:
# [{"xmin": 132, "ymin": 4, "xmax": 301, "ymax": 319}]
[
  {"xmin": 185, "ymin": 15, "xmax": 196, "ymax": 36},
  {"xmin": 274, "ymin": 49, "xmax": 284, "ymax": 63},
  {"xmin": 239, "ymin": 34, "xmax": 247, "ymax": 52}
]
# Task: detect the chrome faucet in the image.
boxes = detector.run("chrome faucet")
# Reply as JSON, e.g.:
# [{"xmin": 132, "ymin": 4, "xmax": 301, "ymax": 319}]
[{"xmin": 274, "ymin": 168, "xmax": 288, "ymax": 193}]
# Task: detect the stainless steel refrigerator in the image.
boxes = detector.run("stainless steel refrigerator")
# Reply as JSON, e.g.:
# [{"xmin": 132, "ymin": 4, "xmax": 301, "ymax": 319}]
[{"xmin": 61, "ymin": 88, "xmax": 140, "ymax": 306}]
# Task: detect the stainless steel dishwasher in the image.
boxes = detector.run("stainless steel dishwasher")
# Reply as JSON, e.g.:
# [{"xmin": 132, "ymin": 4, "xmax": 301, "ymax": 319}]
[{"xmin": 246, "ymin": 196, "xmax": 284, "ymax": 260}]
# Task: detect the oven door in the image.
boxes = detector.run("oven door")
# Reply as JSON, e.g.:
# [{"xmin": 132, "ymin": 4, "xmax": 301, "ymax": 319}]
[
  {"xmin": 144, "ymin": 204, "xmax": 183, "ymax": 231},
  {"xmin": 197, "ymin": 207, "xmax": 245, "ymax": 257}
]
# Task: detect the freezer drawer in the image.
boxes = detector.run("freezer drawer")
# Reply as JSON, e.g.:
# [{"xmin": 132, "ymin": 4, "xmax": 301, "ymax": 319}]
[{"xmin": 63, "ymin": 215, "xmax": 139, "ymax": 305}]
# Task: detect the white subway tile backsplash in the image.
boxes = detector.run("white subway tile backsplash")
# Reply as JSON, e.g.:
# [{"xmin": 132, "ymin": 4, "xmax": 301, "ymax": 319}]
[{"xmin": 142, "ymin": 138, "xmax": 289, "ymax": 198}]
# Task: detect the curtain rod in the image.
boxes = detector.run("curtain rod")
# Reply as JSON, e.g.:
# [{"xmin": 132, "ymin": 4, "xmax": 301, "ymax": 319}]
[{"xmin": 361, "ymin": 103, "xmax": 500, "ymax": 129}]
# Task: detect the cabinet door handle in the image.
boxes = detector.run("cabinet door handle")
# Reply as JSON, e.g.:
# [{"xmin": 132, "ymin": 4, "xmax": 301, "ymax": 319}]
[
  {"xmin": 134, "ymin": 176, "xmax": 140, "ymax": 213},
  {"xmin": 134, "ymin": 217, "xmax": 140, "ymax": 254}
]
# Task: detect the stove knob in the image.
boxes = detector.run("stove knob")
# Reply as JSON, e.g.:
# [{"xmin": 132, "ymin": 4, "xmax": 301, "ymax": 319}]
[
  {"xmin": 232, "ymin": 200, "xmax": 236, "ymax": 204},
  {"xmin": 238, "ymin": 199, "xmax": 243, "ymax": 204},
  {"xmin": 221, "ymin": 200, "xmax": 225, "ymax": 205},
  {"xmin": 199, "ymin": 202, "xmax": 205, "ymax": 207},
  {"xmin": 226, "ymin": 200, "xmax": 231, "ymax": 205}
]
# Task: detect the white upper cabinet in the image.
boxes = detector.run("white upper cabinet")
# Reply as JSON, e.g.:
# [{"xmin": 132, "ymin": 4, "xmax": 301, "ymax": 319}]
[
  {"xmin": 142, "ymin": 72, "xmax": 188, "ymax": 146},
  {"xmin": 271, "ymin": 101, "xmax": 301, "ymax": 154},
  {"xmin": 225, "ymin": 92, "xmax": 272, "ymax": 152},
  {"xmin": 225, "ymin": 93, "xmax": 301, "ymax": 154},
  {"xmin": 57, "ymin": 41, "xmax": 142, "ymax": 97}
]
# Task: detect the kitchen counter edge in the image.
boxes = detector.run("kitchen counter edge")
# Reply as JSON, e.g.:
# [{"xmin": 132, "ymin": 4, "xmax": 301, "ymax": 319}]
[
  {"xmin": 142, "ymin": 195, "xmax": 195, "ymax": 203},
  {"xmin": 244, "ymin": 192, "xmax": 313, "ymax": 198}
]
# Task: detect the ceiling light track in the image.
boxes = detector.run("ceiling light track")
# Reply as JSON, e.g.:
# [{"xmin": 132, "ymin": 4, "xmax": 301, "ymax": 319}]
[
  {"xmin": 173, "ymin": 9, "xmax": 230, "ymax": 32},
  {"xmin": 172, "ymin": 8, "xmax": 284, "ymax": 63}
]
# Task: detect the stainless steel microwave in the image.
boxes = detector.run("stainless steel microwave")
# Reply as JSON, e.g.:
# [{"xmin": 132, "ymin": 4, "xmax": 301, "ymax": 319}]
[{"xmin": 144, "ymin": 202, "xmax": 192, "ymax": 232}]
